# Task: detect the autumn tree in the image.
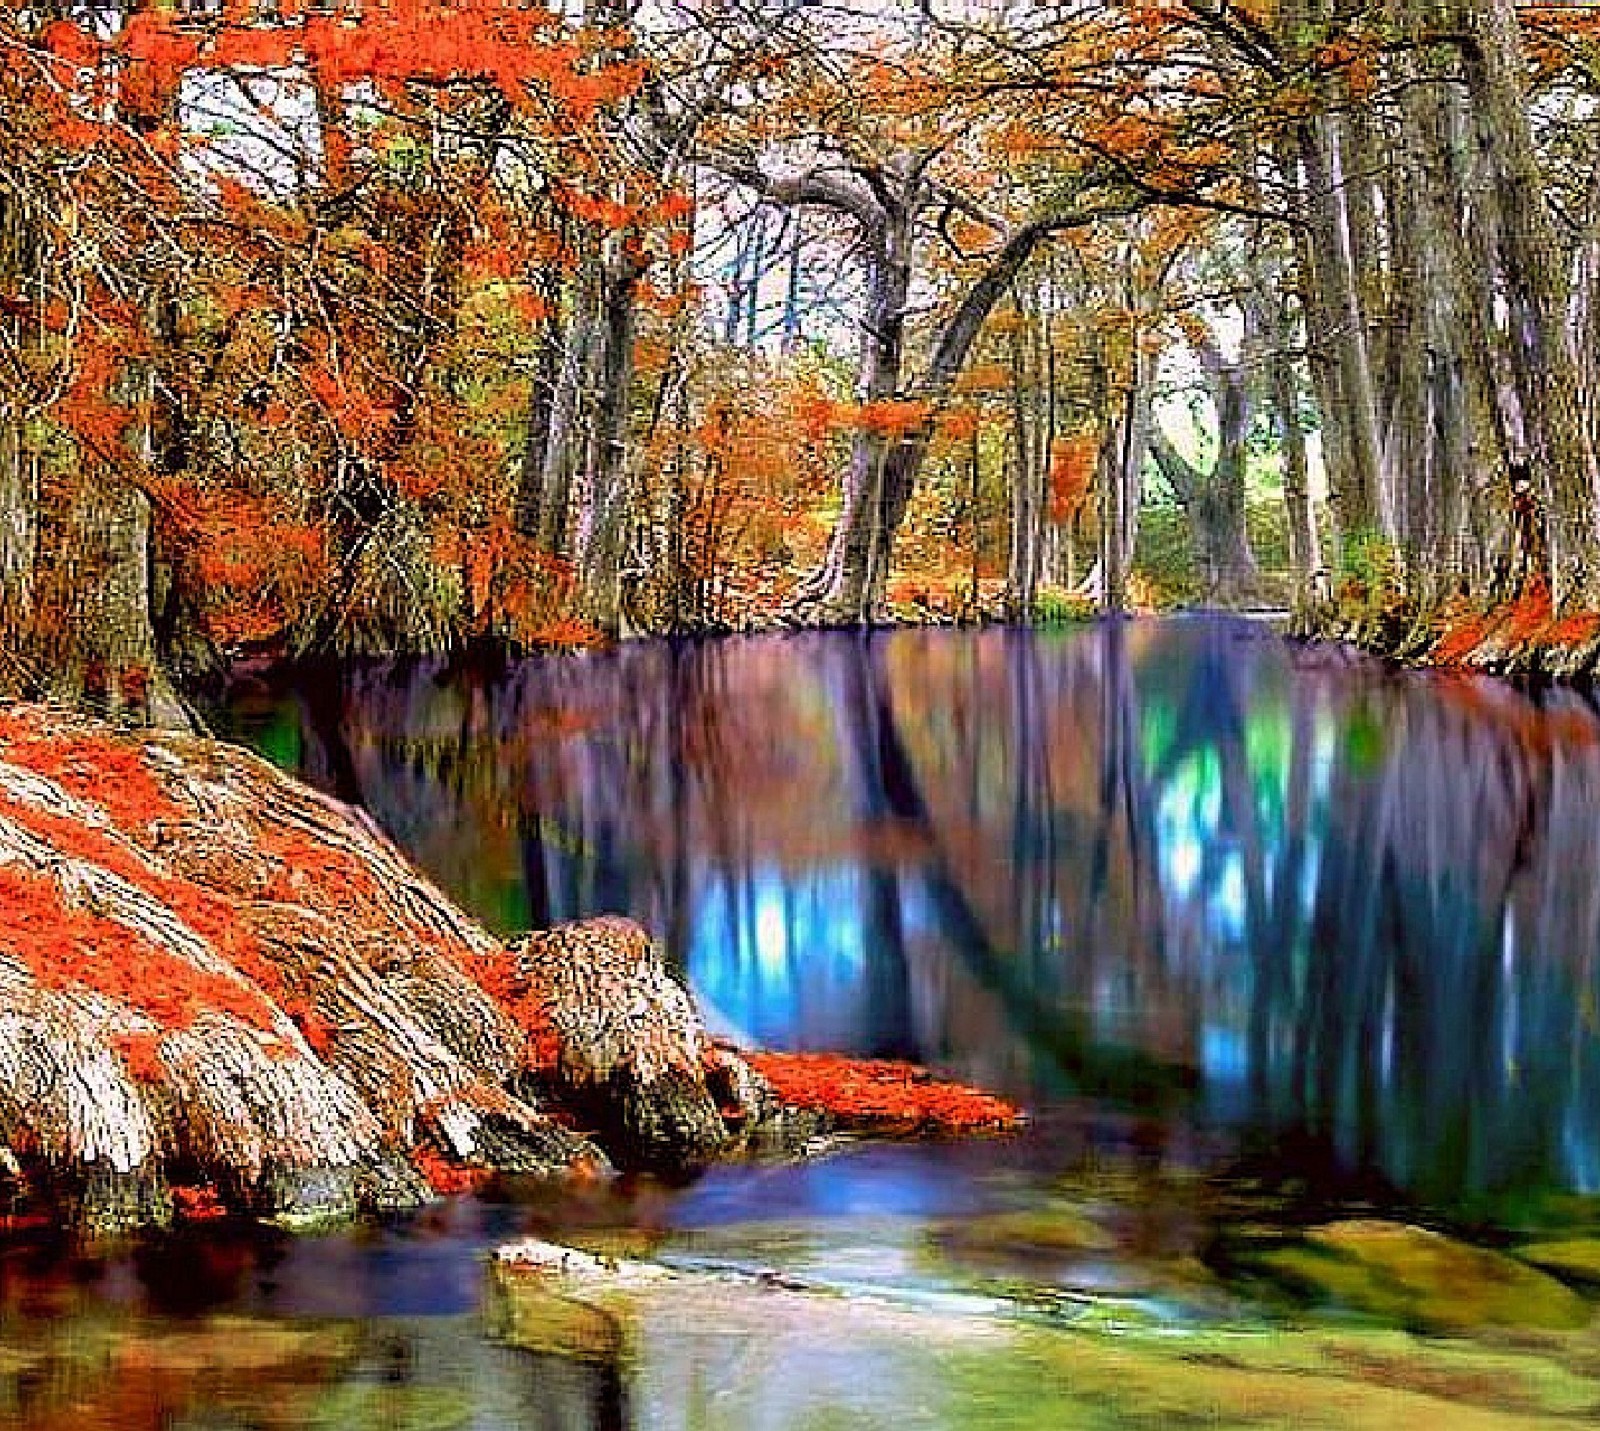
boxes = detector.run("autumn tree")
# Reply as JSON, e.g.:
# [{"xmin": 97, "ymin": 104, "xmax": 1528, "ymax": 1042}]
[
  {"xmin": 1248, "ymin": 0, "xmax": 1600, "ymax": 616},
  {"xmin": 695, "ymin": 1, "xmax": 1280, "ymax": 621},
  {"xmin": 0, "ymin": 0, "xmax": 656, "ymax": 721}
]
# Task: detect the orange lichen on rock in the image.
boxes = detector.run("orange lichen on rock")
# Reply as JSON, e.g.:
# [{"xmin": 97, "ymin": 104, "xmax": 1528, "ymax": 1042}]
[
  {"xmin": 0, "ymin": 791, "xmax": 289, "ymax": 1030},
  {"xmin": 259, "ymin": 827, "xmax": 382, "ymax": 911},
  {"xmin": 745, "ymin": 1052, "xmax": 1021, "ymax": 1134},
  {"xmin": 456, "ymin": 944, "xmax": 562, "ymax": 1069},
  {"xmin": 111, "ymin": 1031, "xmax": 167, "ymax": 1083}
]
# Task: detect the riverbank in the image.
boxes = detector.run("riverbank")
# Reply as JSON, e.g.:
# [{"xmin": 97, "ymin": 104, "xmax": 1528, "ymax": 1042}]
[
  {"xmin": 0, "ymin": 702, "xmax": 1018, "ymax": 1233},
  {"xmin": 1316, "ymin": 584, "xmax": 1600, "ymax": 681}
]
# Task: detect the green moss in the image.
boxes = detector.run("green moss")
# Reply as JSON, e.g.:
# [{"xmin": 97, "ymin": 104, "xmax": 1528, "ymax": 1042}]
[
  {"xmin": 487, "ymin": 1274, "xmax": 628, "ymax": 1364},
  {"xmin": 309, "ymin": 1383, "xmax": 476, "ymax": 1431},
  {"xmin": 935, "ymin": 1321, "xmax": 1600, "ymax": 1429},
  {"xmin": 1238, "ymin": 1222, "xmax": 1591, "ymax": 1334},
  {"xmin": 932, "ymin": 1205, "xmax": 1116, "ymax": 1262},
  {"xmin": 1516, "ymin": 1239, "xmax": 1600, "ymax": 1287}
]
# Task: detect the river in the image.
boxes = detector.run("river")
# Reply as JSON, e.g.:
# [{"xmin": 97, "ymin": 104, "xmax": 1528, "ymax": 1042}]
[{"xmin": 5, "ymin": 618, "xmax": 1600, "ymax": 1428}]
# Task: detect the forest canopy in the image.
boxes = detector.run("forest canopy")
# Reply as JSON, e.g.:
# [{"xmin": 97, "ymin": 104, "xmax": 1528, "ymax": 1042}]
[{"xmin": 5, "ymin": 0, "xmax": 1600, "ymax": 721}]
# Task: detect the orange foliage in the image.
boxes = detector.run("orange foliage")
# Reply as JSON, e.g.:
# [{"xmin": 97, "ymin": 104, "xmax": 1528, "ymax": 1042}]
[
  {"xmin": 442, "ymin": 521, "xmax": 600, "ymax": 652},
  {"xmin": 1091, "ymin": 114, "xmax": 1165, "ymax": 161},
  {"xmin": 108, "ymin": 3, "xmax": 623, "ymax": 109},
  {"xmin": 1429, "ymin": 581, "xmax": 1600, "ymax": 666},
  {"xmin": 1550, "ymin": 611, "xmax": 1600, "ymax": 646},
  {"xmin": 856, "ymin": 400, "xmax": 932, "ymax": 438},
  {"xmin": 0, "ymin": 712, "xmax": 182, "ymax": 831},
  {"xmin": 291, "ymin": 1007, "xmax": 339, "ymax": 1059},
  {"xmin": 1432, "ymin": 611, "xmax": 1488, "ymax": 666},
  {"xmin": 0, "ymin": 864, "xmax": 278, "ymax": 1034},
  {"xmin": 303, "ymin": 365, "xmax": 397, "ymax": 448},
  {"xmin": 1048, "ymin": 432, "xmax": 1099, "ymax": 523},
  {"xmin": 170, "ymin": 1183, "xmax": 228, "ymax": 1221},
  {"xmin": 938, "ymin": 407, "xmax": 980, "ymax": 442},
  {"xmin": 795, "ymin": 390, "xmax": 843, "ymax": 443},
  {"xmin": 412, "ymin": 1145, "xmax": 492, "ymax": 1196},
  {"xmin": 744, "ymin": 1052, "xmax": 1021, "ymax": 1134},
  {"xmin": 14, "ymin": 0, "xmax": 676, "ymax": 665}
]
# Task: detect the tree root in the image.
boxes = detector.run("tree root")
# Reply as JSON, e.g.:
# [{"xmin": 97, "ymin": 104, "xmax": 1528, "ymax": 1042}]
[
  {"xmin": 0, "ymin": 704, "xmax": 780, "ymax": 1230},
  {"xmin": 0, "ymin": 701, "xmax": 1021, "ymax": 1234}
]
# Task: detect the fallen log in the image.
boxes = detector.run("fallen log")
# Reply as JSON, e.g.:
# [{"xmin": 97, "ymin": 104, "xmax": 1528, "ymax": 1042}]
[{"xmin": 0, "ymin": 702, "xmax": 1019, "ymax": 1232}]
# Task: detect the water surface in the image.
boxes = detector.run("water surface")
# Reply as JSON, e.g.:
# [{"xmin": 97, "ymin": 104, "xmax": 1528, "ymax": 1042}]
[
  {"xmin": 10, "ymin": 618, "xmax": 1600, "ymax": 1427},
  {"xmin": 227, "ymin": 618, "xmax": 1600, "ymax": 1224}
]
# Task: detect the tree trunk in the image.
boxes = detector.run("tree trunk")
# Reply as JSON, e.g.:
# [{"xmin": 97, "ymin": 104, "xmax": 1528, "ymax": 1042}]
[
  {"xmin": 1456, "ymin": 0, "xmax": 1600, "ymax": 607},
  {"xmin": 31, "ymin": 477, "xmax": 185, "ymax": 726},
  {"xmin": 576, "ymin": 247, "xmax": 646, "ymax": 631},
  {"xmin": 1099, "ymin": 350, "xmax": 1149, "ymax": 613},
  {"xmin": 1296, "ymin": 113, "xmax": 1389, "ymax": 551},
  {"xmin": 514, "ymin": 267, "xmax": 567, "ymax": 541},
  {"xmin": 1263, "ymin": 286, "xmax": 1322, "ymax": 622},
  {"xmin": 1399, "ymin": 68, "xmax": 1514, "ymax": 596},
  {"xmin": 526, "ymin": 259, "xmax": 603, "ymax": 557},
  {"xmin": 794, "ymin": 219, "xmax": 913, "ymax": 624},
  {"xmin": 1005, "ymin": 304, "xmax": 1043, "ymax": 620},
  {"xmin": 793, "ymin": 211, "xmax": 1068, "ymax": 625},
  {"xmin": 0, "ymin": 416, "xmax": 38, "ymax": 695}
]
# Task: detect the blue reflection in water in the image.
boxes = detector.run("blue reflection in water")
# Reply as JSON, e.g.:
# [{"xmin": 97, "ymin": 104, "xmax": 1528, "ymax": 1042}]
[
  {"xmin": 221, "ymin": 618, "xmax": 1600, "ymax": 1224},
  {"xmin": 691, "ymin": 867, "xmax": 867, "ymax": 1048},
  {"xmin": 673, "ymin": 1143, "xmax": 992, "ymax": 1227}
]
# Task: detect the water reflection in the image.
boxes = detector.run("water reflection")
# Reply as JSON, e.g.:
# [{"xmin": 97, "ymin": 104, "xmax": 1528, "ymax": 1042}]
[
  {"xmin": 222, "ymin": 619, "xmax": 1600, "ymax": 1221},
  {"xmin": 0, "ymin": 1201, "xmax": 633, "ymax": 1431}
]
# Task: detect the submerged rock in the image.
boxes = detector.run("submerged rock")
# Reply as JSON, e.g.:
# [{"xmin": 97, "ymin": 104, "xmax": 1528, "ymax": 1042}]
[
  {"xmin": 931, "ymin": 1205, "xmax": 1115, "ymax": 1262},
  {"xmin": 1237, "ymin": 1220, "xmax": 1591, "ymax": 1333}
]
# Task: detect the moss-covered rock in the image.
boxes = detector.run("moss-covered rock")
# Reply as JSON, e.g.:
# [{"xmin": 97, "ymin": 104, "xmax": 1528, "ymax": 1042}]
[
  {"xmin": 931, "ymin": 1205, "xmax": 1115, "ymax": 1262},
  {"xmin": 1515, "ymin": 1238, "xmax": 1600, "ymax": 1288},
  {"xmin": 1239, "ymin": 1221, "xmax": 1591, "ymax": 1333}
]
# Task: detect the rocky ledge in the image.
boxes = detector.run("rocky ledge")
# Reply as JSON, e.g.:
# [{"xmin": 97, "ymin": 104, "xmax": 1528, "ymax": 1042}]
[{"xmin": 0, "ymin": 703, "xmax": 1017, "ymax": 1232}]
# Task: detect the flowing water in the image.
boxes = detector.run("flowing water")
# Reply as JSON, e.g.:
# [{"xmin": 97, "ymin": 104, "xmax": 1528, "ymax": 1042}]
[{"xmin": 9, "ymin": 617, "xmax": 1600, "ymax": 1428}]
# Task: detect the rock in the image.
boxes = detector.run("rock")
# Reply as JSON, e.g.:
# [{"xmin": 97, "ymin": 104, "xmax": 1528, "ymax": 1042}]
[
  {"xmin": 496, "ymin": 1236, "xmax": 672, "ymax": 1284},
  {"xmin": 0, "ymin": 707, "xmax": 691, "ymax": 1225},
  {"xmin": 0, "ymin": 702, "xmax": 1015, "ymax": 1231},
  {"xmin": 1239, "ymin": 1220, "xmax": 1591, "ymax": 1333}
]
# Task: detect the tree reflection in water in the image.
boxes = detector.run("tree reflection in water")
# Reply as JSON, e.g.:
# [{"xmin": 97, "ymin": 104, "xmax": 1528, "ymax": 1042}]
[{"xmin": 225, "ymin": 618, "xmax": 1600, "ymax": 1221}]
